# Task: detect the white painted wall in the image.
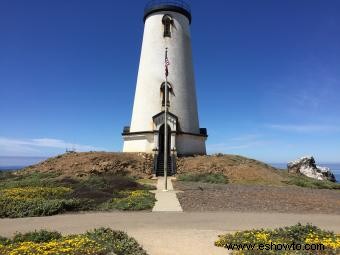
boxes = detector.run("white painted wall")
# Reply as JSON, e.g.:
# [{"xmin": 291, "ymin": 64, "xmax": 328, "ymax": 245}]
[
  {"xmin": 176, "ymin": 134, "xmax": 206, "ymax": 155},
  {"xmin": 123, "ymin": 133, "xmax": 154, "ymax": 153},
  {"xmin": 123, "ymin": 9, "xmax": 206, "ymax": 155},
  {"xmin": 123, "ymin": 133, "xmax": 206, "ymax": 155},
  {"xmin": 130, "ymin": 11, "xmax": 200, "ymax": 134}
]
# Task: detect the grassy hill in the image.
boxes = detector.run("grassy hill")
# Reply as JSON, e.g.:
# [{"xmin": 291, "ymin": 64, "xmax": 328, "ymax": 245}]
[
  {"xmin": 21, "ymin": 152, "xmax": 154, "ymax": 178},
  {"xmin": 177, "ymin": 154, "xmax": 286, "ymax": 185},
  {"xmin": 1, "ymin": 152, "xmax": 338, "ymax": 218},
  {"xmin": 19, "ymin": 152, "xmax": 340, "ymax": 189}
]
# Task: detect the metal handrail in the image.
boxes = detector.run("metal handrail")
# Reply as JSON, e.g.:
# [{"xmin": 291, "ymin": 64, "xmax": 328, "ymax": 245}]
[{"xmin": 144, "ymin": 0, "xmax": 191, "ymax": 13}]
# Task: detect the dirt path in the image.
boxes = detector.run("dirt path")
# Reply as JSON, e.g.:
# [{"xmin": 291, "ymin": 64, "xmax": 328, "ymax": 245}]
[{"xmin": 1, "ymin": 212, "xmax": 339, "ymax": 255}]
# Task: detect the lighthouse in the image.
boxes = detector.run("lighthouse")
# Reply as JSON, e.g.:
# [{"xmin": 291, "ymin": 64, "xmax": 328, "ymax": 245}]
[{"xmin": 122, "ymin": 0, "xmax": 207, "ymax": 175}]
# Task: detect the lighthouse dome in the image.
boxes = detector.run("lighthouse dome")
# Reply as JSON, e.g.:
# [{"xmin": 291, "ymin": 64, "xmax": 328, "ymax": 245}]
[{"xmin": 144, "ymin": 0, "xmax": 192, "ymax": 24}]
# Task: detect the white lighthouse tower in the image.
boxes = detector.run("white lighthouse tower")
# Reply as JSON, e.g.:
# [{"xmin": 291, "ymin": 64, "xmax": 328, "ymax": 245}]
[{"xmin": 123, "ymin": 0, "xmax": 207, "ymax": 175}]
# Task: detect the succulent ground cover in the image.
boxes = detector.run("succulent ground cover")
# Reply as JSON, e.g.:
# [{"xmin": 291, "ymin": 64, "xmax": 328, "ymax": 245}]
[
  {"xmin": 101, "ymin": 190, "xmax": 156, "ymax": 210},
  {"xmin": 0, "ymin": 171, "xmax": 156, "ymax": 218},
  {"xmin": 0, "ymin": 228, "xmax": 148, "ymax": 255},
  {"xmin": 177, "ymin": 172, "xmax": 229, "ymax": 184},
  {"xmin": 283, "ymin": 174, "xmax": 340, "ymax": 190},
  {"xmin": 215, "ymin": 223, "xmax": 340, "ymax": 255}
]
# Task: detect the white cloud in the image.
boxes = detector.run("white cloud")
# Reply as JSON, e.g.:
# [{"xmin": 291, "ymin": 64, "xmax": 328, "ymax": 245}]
[
  {"xmin": 267, "ymin": 124, "xmax": 340, "ymax": 133},
  {"xmin": 207, "ymin": 134, "xmax": 269, "ymax": 153},
  {"xmin": 208, "ymin": 143, "xmax": 256, "ymax": 151},
  {"xmin": 230, "ymin": 134, "xmax": 262, "ymax": 142},
  {"xmin": 0, "ymin": 137, "xmax": 105, "ymax": 156}
]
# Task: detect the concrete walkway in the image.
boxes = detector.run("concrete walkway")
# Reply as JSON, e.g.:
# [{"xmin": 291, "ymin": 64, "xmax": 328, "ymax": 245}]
[
  {"xmin": 151, "ymin": 177, "xmax": 183, "ymax": 212},
  {"xmin": 0, "ymin": 212, "xmax": 339, "ymax": 255},
  {"xmin": 1, "ymin": 212, "xmax": 340, "ymax": 255}
]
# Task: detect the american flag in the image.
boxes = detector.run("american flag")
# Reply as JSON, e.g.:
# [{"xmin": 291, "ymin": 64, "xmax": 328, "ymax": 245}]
[{"xmin": 165, "ymin": 49, "xmax": 170, "ymax": 77}]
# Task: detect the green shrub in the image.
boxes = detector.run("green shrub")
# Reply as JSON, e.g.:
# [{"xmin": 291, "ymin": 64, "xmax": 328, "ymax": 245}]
[
  {"xmin": 215, "ymin": 223, "xmax": 340, "ymax": 255},
  {"xmin": 1, "ymin": 186, "xmax": 72, "ymax": 200},
  {"xmin": 0, "ymin": 228, "xmax": 148, "ymax": 255},
  {"xmin": 284, "ymin": 175, "xmax": 340, "ymax": 189},
  {"xmin": 78, "ymin": 175, "xmax": 148, "ymax": 191},
  {"xmin": 85, "ymin": 228, "xmax": 148, "ymax": 255},
  {"xmin": 0, "ymin": 236, "xmax": 10, "ymax": 245},
  {"xmin": 178, "ymin": 173, "xmax": 228, "ymax": 184},
  {"xmin": 0, "ymin": 171, "xmax": 15, "ymax": 181},
  {"xmin": 0, "ymin": 185, "xmax": 86, "ymax": 218},
  {"xmin": 0, "ymin": 172, "xmax": 59, "ymax": 189},
  {"xmin": 102, "ymin": 190, "xmax": 156, "ymax": 210},
  {"xmin": 0, "ymin": 197, "xmax": 82, "ymax": 218},
  {"xmin": 0, "ymin": 172, "xmax": 156, "ymax": 218},
  {"xmin": 13, "ymin": 229, "xmax": 62, "ymax": 243}
]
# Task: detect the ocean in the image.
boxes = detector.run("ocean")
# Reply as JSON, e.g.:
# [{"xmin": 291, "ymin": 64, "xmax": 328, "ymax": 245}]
[
  {"xmin": 0, "ymin": 166, "xmax": 26, "ymax": 171},
  {"xmin": 0, "ymin": 156, "xmax": 47, "ymax": 171},
  {"xmin": 269, "ymin": 163, "xmax": 340, "ymax": 183}
]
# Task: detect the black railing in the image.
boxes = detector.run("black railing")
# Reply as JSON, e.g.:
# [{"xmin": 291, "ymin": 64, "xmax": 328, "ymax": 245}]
[
  {"xmin": 144, "ymin": 0, "xmax": 191, "ymax": 14},
  {"xmin": 200, "ymin": 128, "xmax": 208, "ymax": 136},
  {"xmin": 123, "ymin": 126, "xmax": 130, "ymax": 134}
]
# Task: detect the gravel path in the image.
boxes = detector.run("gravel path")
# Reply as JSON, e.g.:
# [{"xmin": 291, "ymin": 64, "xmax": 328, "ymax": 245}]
[{"xmin": 173, "ymin": 181, "xmax": 340, "ymax": 214}]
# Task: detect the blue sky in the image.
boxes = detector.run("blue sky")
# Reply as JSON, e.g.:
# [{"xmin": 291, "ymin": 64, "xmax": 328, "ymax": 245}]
[{"xmin": 0, "ymin": 0, "xmax": 339, "ymax": 164}]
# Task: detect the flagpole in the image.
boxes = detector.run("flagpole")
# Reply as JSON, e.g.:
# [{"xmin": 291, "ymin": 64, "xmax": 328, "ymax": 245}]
[{"xmin": 164, "ymin": 47, "xmax": 168, "ymax": 191}]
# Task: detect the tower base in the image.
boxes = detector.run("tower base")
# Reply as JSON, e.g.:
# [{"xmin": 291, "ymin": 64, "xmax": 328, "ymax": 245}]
[{"xmin": 122, "ymin": 131, "xmax": 206, "ymax": 156}]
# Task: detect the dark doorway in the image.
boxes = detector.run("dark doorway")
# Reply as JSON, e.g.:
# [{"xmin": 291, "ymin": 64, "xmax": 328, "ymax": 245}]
[
  {"xmin": 156, "ymin": 124, "xmax": 172, "ymax": 176},
  {"xmin": 158, "ymin": 124, "xmax": 171, "ymax": 155}
]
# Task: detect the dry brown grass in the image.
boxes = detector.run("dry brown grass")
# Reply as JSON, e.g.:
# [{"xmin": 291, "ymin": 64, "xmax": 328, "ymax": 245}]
[
  {"xmin": 177, "ymin": 154, "xmax": 288, "ymax": 185},
  {"xmin": 21, "ymin": 152, "xmax": 153, "ymax": 178}
]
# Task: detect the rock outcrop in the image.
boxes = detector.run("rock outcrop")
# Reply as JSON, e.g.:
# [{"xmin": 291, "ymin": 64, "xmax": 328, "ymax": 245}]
[{"xmin": 287, "ymin": 156, "xmax": 336, "ymax": 182}]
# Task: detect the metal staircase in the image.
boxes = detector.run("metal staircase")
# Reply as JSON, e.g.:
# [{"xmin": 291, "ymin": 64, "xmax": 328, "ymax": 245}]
[{"xmin": 156, "ymin": 154, "xmax": 172, "ymax": 176}]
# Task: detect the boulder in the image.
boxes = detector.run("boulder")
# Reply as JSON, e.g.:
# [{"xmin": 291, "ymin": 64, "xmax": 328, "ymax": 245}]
[{"xmin": 287, "ymin": 156, "xmax": 336, "ymax": 182}]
